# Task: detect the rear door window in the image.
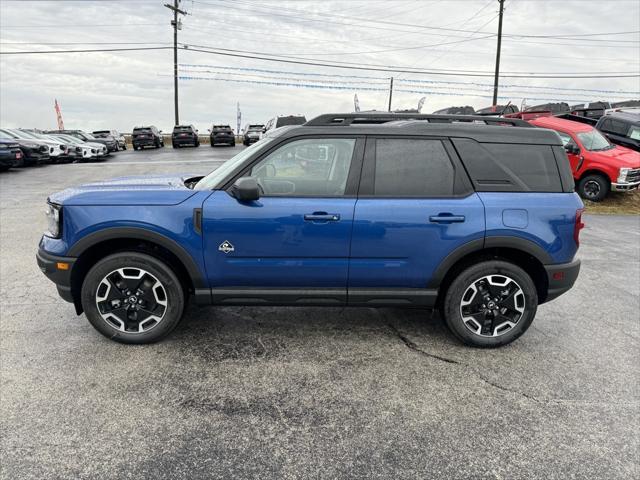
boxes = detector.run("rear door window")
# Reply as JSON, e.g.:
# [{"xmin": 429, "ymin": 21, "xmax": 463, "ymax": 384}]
[{"xmin": 372, "ymin": 139, "xmax": 456, "ymax": 196}]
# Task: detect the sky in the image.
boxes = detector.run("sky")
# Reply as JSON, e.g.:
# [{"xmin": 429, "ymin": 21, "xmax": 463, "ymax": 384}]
[{"xmin": 0, "ymin": 0, "xmax": 639, "ymax": 133}]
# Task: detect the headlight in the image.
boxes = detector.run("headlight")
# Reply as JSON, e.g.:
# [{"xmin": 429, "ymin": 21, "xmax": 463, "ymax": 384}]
[
  {"xmin": 45, "ymin": 203, "xmax": 62, "ymax": 238},
  {"xmin": 617, "ymin": 167, "xmax": 630, "ymax": 183}
]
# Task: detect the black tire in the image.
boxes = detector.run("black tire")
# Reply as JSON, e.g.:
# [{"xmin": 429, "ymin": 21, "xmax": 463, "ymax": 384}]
[
  {"xmin": 122, "ymin": 143, "xmax": 127, "ymax": 150},
  {"xmin": 81, "ymin": 252, "xmax": 185, "ymax": 344},
  {"xmin": 210, "ymin": 142, "xmax": 215, "ymax": 148},
  {"xmin": 578, "ymin": 174, "xmax": 609, "ymax": 202},
  {"xmin": 133, "ymin": 145, "xmax": 138, "ymax": 151},
  {"xmin": 172, "ymin": 143, "xmax": 178, "ymax": 149},
  {"xmin": 443, "ymin": 260, "xmax": 538, "ymax": 348},
  {"xmin": 195, "ymin": 141, "xmax": 200, "ymax": 147}
]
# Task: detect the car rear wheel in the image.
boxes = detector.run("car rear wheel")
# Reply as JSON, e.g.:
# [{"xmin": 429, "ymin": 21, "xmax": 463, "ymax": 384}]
[
  {"xmin": 578, "ymin": 174, "xmax": 609, "ymax": 202},
  {"xmin": 81, "ymin": 252, "xmax": 185, "ymax": 344},
  {"xmin": 443, "ymin": 260, "xmax": 538, "ymax": 348}
]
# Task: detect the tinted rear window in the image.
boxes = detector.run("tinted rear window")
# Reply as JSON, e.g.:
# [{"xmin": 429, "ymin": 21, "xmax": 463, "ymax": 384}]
[
  {"xmin": 373, "ymin": 139, "xmax": 456, "ymax": 196},
  {"xmin": 453, "ymin": 139, "xmax": 562, "ymax": 192},
  {"xmin": 275, "ymin": 116, "xmax": 306, "ymax": 127},
  {"xmin": 133, "ymin": 128, "xmax": 151, "ymax": 133},
  {"xmin": 173, "ymin": 126, "xmax": 192, "ymax": 132}
]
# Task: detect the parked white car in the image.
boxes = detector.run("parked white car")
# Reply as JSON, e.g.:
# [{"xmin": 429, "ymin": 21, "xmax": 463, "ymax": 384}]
[{"xmin": 50, "ymin": 134, "xmax": 107, "ymax": 161}]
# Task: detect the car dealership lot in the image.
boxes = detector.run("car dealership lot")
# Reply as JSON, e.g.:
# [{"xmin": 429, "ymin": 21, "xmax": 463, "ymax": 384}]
[{"xmin": 1, "ymin": 147, "xmax": 638, "ymax": 479}]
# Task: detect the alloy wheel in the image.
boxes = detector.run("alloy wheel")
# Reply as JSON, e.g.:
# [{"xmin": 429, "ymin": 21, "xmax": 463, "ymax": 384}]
[
  {"xmin": 583, "ymin": 180, "xmax": 601, "ymax": 199},
  {"xmin": 95, "ymin": 267, "xmax": 168, "ymax": 333},
  {"xmin": 460, "ymin": 274, "xmax": 525, "ymax": 337}
]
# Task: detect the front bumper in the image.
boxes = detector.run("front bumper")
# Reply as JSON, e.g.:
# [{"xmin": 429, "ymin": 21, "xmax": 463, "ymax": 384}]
[
  {"xmin": 611, "ymin": 181, "xmax": 640, "ymax": 192},
  {"xmin": 544, "ymin": 258, "xmax": 581, "ymax": 303},
  {"xmin": 37, "ymin": 247, "xmax": 77, "ymax": 304}
]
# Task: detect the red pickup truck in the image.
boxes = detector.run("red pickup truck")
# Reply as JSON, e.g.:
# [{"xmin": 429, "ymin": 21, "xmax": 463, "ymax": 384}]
[{"xmin": 528, "ymin": 115, "xmax": 640, "ymax": 201}]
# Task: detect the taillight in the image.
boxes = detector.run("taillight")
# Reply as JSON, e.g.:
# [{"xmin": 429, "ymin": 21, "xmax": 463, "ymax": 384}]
[{"xmin": 574, "ymin": 208, "xmax": 585, "ymax": 247}]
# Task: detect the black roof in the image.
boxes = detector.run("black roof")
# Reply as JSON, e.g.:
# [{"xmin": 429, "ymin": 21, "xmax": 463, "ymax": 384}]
[
  {"xmin": 289, "ymin": 113, "xmax": 561, "ymax": 145},
  {"xmin": 605, "ymin": 112, "xmax": 640, "ymax": 125}
]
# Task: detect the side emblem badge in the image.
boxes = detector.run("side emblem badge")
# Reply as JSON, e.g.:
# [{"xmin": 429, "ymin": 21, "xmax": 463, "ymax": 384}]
[{"xmin": 218, "ymin": 240, "xmax": 235, "ymax": 254}]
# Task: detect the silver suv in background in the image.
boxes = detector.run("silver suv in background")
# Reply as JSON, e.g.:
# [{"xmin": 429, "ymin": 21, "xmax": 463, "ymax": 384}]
[
  {"xmin": 93, "ymin": 130, "xmax": 126, "ymax": 150},
  {"xmin": 260, "ymin": 115, "xmax": 306, "ymax": 139}
]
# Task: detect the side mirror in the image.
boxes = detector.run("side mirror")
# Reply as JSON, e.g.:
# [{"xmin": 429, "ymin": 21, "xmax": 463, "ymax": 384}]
[
  {"xmin": 159, "ymin": 130, "xmax": 163, "ymax": 134},
  {"xmin": 230, "ymin": 177, "xmax": 260, "ymax": 201},
  {"xmin": 262, "ymin": 127, "xmax": 267, "ymax": 133},
  {"xmin": 564, "ymin": 144, "xmax": 580, "ymax": 155}
]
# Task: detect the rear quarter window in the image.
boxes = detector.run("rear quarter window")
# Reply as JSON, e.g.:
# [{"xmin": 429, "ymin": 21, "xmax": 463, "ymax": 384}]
[{"xmin": 452, "ymin": 138, "xmax": 563, "ymax": 192}]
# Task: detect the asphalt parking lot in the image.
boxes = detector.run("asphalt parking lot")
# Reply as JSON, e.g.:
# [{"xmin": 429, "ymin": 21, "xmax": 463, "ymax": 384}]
[{"xmin": 1, "ymin": 146, "xmax": 638, "ymax": 479}]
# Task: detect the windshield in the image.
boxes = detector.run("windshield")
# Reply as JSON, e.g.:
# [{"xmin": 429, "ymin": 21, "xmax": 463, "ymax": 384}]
[
  {"xmin": 174, "ymin": 126, "xmax": 192, "ymax": 132},
  {"xmin": 57, "ymin": 135, "xmax": 82, "ymax": 144},
  {"xmin": 194, "ymin": 137, "xmax": 275, "ymax": 190},
  {"xmin": 0, "ymin": 130, "xmax": 17, "ymax": 140},
  {"xmin": 93, "ymin": 131, "xmax": 111, "ymax": 137},
  {"xmin": 577, "ymin": 130, "xmax": 613, "ymax": 151},
  {"xmin": 3, "ymin": 129, "xmax": 30, "ymax": 139},
  {"xmin": 81, "ymin": 132, "xmax": 97, "ymax": 140},
  {"xmin": 247, "ymin": 125, "xmax": 263, "ymax": 131},
  {"xmin": 15, "ymin": 130, "xmax": 45, "ymax": 140},
  {"xmin": 133, "ymin": 128, "xmax": 151, "ymax": 134},
  {"xmin": 213, "ymin": 125, "xmax": 231, "ymax": 130}
]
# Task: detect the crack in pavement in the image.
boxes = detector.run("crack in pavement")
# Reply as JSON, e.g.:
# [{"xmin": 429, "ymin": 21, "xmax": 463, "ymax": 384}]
[
  {"xmin": 386, "ymin": 322, "xmax": 549, "ymax": 404},
  {"xmin": 386, "ymin": 323, "xmax": 460, "ymax": 364}
]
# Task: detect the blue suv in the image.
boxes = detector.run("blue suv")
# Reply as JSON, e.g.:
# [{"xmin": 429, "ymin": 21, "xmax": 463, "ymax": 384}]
[{"xmin": 37, "ymin": 113, "xmax": 583, "ymax": 347}]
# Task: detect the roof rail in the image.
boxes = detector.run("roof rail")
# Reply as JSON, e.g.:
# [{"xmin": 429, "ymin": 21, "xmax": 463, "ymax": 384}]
[{"xmin": 305, "ymin": 112, "xmax": 532, "ymax": 127}]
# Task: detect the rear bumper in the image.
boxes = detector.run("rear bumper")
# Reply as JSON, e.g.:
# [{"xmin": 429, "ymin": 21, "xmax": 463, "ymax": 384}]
[
  {"xmin": 211, "ymin": 135, "xmax": 235, "ymax": 144},
  {"xmin": 172, "ymin": 136, "xmax": 197, "ymax": 145},
  {"xmin": 36, "ymin": 247, "xmax": 76, "ymax": 304},
  {"xmin": 544, "ymin": 258, "xmax": 581, "ymax": 303}
]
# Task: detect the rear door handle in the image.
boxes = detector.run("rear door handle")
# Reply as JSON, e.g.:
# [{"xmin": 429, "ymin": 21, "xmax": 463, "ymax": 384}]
[
  {"xmin": 304, "ymin": 212, "xmax": 340, "ymax": 222},
  {"xmin": 429, "ymin": 213, "xmax": 466, "ymax": 224}
]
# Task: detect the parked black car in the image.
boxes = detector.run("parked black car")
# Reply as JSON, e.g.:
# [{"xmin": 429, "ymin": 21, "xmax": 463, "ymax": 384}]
[
  {"xmin": 243, "ymin": 124, "xmax": 264, "ymax": 145},
  {"xmin": 0, "ymin": 139, "xmax": 24, "ymax": 171},
  {"xmin": 476, "ymin": 104, "xmax": 519, "ymax": 115},
  {"xmin": 44, "ymin": 129, "xmax": 117, "ymax": 152},
  {"xmin": 611, "ymin": 100, "xmax": 640, "ymax": 109},
  {"xmin": 93, "ymin": 130, "xmax": 126, "ymax": 151},
  {"xmin": 172, "ymin": 125, "xmax": 199, "ymax": 148},
  {"xmin": 210, "ymin": 125, "xmax": 235, "ymax": 147},
  {"xmin": 596, "ymin": 112, "xmax": 640, "ymax": 152},
  {"xmin": 432, "ymin": 106, "xmax": 476, "ymax": 115},
  {"xmin": 0, "ymin": 131, "xmax": 50, "ymax": 165},
  {"xmin": 524, "ymin": 102, "xmax": 570, "ymax": 114},
  {"xmin": 570, "ymin": 102, "xmax": 611, "ymax": 120},
  {"xmin": 132, "ymin": 126, "xmax": 164, "ymax": 150}
]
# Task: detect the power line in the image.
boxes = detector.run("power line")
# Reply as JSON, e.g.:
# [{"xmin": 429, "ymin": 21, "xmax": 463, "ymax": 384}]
[
  {"xmin": 2, "ymin": 44, "xmax": 638, "ymax": 79},
  {"xmin": 179, "ymin": 63, "xmax": 640, "ymax": 94}
]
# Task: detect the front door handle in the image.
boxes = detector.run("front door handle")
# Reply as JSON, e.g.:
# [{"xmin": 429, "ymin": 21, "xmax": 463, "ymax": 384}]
[
  {"xmin": 304, "ymin": 212, "xmax": 340, "ymax": 222},
  {"xmin": 429, "ymin": 213, "xmax": 466, "ymax": 224}
]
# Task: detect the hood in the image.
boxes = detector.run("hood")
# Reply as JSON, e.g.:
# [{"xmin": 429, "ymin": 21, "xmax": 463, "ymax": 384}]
[
  {"xmin": 591, "ymin": 145, "xmax": 640, "ymax": 168},
  {"xmin": 49, "ymin": 174, "xmax": 202, "ymax": 206}
]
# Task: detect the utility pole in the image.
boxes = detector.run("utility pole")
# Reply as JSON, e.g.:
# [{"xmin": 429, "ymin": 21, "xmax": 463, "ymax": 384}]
[
  {"xmin": 388, "ymin": 77, "xmax": 394, "ymax": 112},
  {"xmin": 492, "ymin": 0, "xmax": 505, "ymax": 106},
  {"xmin": 165, "ymin": 1, "xmax": 187, "ymax": 126}
]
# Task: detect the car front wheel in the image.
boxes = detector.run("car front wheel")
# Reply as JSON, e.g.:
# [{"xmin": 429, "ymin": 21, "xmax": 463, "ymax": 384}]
[
  {"xmin": 578, "ymin": 174, "xmax": 609, "ymax": 202},
  {"xmin": 81, "ymin": 252, "xmax": 185, "ymax": 344},
  {"xmin": 443, "ymin": 260, "xmax": 537, "ymax": 348}
]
